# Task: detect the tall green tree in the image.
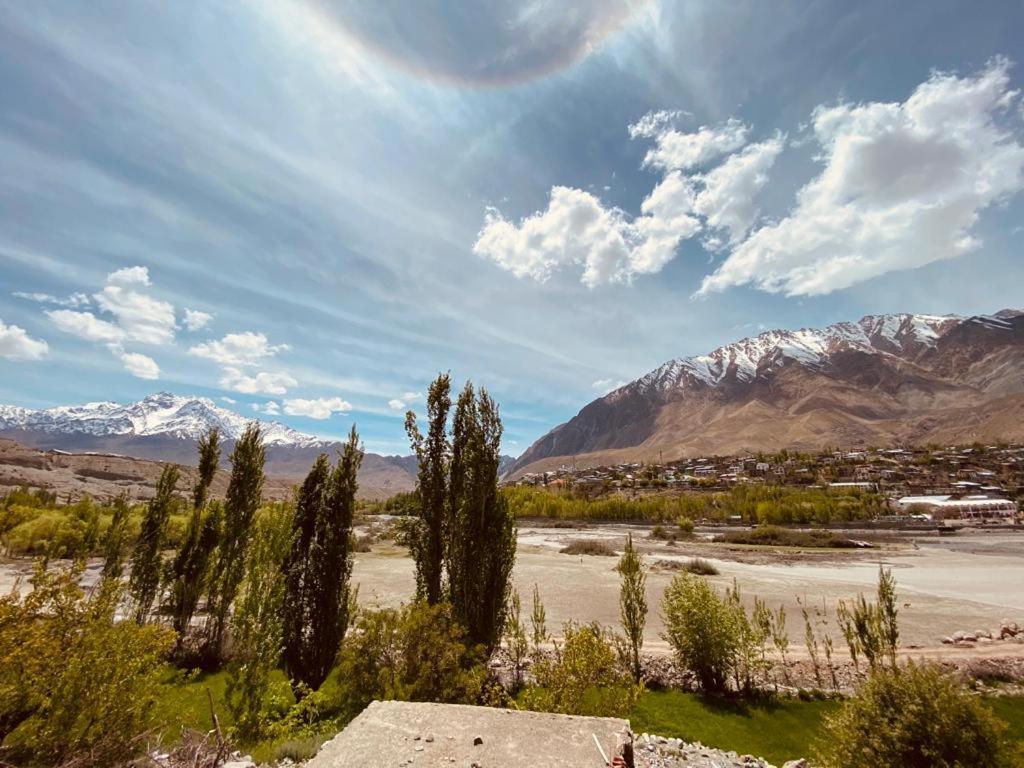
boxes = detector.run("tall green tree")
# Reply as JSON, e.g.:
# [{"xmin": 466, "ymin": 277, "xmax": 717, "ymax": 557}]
[
  {"xmin": 100, "ymin": 493, "xmax": 131, "ymax": 580},
  {"xmin": 167, "ymin": 428, "xmax": 222, "ymax": 635},
  {"xmin": 404, "ymin": 373, "xmax": 451, "ymax": 604},
  {"xmin": 207, "ymin": 423, "xmax": 265, "ymax": 659},
  {"xmin": 617, "ymin": 533, "xmax": 647, "ymax": 682},
  {"xmin": 445, "ymin": 383, "xmax": 515, "ymax": 649},
  {"xmin": 128, "ymin": 464, "xmax": 180, "ymax": 624},
  {"xmin": 225, "ymin": 502, "xmax": 293, "ymax": 741},
  {"xmin": 282, "ymin": 427, "xmax": 364, "ymax": 697}
]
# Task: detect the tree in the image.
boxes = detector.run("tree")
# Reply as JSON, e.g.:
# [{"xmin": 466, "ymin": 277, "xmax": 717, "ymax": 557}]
[
  {"xmin": 283, "ymin": 427, "xmax": 363, "ymax": 696},
  {"xmin": 816, "ymin": 663, "xmax": 1009, "ymax": 768},
  {"xmin": 100, "ymin": 493, "xmax": 131, "ymax": 580},
  {"xmin": 0, "ymin": 561, "xmax": 174, "ymax": 766},
  {"xmin": 661, "ymin": 572, "xmax": 742, "ymax": 693},
  {"xmin": 530, "ymin": 583, "xmax": 547, "ymax": 654},
  {"xmin": 404, "ymin": 373, "xmax": 451, "ymax": 605},
  {"xmin": 166, "ymin": 428, "xmax": 223, "ymax": 636},
  {"xmin": 445, "ymin": 383, "xmax": 516, "ymax": 649},
  {"xmin": 504, "ymin": 589, "xmax": 529, "ymax": 691},
  {"xmin": 225, "ymin": 503, "xmax": 293, "ymax": 741},
  {"xmin": 207, "ymin": 422, "xmax": 265, "ymax": 659},
  {"xmin": 617, "ymin": 533, "xmax": 647, "ymax": 682},
  {"xmin": 836, "ymin": 566, "xmax": 899, "ymax": 671},
  {"xmin": 523, "ymin": 622, "xmax": 641, "ymax": 717},
  {"xmin": 128, "ymin": 463, "xmax": 180, "ymax": 623}
]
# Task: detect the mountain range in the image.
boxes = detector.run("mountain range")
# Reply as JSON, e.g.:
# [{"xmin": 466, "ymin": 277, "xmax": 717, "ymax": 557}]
[
  {"xmin": 510, "ymin": 309, "xmax": 1024, "ymax": 477},
  {"xmin": 0, "ymin": 392, "xmax": 427, "ymax": 500}
]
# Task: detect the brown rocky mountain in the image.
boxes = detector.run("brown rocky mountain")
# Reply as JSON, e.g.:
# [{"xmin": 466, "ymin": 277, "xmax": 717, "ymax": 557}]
[{"xmin": 510, "ymin": 310, "xmax": 1024, "ymax": 477}]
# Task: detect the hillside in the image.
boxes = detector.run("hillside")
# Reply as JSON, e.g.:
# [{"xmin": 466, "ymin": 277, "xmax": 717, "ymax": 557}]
[{"xmin": 511, "ymin": 310, "xmax": 1024, "ymax": 477}]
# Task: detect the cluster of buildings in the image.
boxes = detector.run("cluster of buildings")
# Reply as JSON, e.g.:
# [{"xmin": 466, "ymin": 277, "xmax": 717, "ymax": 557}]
[{"xmin": 513, "ymin": 444, "xmax": 1024, "ymax": 524}]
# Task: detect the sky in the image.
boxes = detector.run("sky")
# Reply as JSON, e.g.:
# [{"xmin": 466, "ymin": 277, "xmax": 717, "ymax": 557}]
[{"xmin": 1, "ymin": 0, "xmax": 1023, "ymax": 456}]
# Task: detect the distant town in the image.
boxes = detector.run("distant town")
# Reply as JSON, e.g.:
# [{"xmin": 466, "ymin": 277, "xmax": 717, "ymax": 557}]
[{"xmin": 510, "ymin": 443, "xmax": 1024, "ymax": 524}]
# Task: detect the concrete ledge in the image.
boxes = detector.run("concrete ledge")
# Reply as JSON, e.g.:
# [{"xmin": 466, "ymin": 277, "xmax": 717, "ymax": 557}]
[{"xmin": 308, "ymin": 700, "xmax": 629, "ymax": 767}]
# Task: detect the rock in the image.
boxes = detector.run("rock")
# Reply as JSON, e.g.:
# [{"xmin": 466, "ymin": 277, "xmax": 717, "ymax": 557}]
[
  {"xmin": 783, "ymin": 760, "xmax": 808, "ymax": 768},
  {"xmin": 941, "ymin": 636, "xmax": 954, "ymax": 644},
  {"xmin": 975, "ymin": 629, "xmax": 992, "ymax": 639},
  {"xmin": 952, "ymin": 630, "xmax": 967, "ymax": 642},
  {"xmin": 473, "ymin": 735, "xmax": 483, "ymax": 746}
]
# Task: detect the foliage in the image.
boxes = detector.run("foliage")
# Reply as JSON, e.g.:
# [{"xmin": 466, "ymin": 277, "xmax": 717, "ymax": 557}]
[
  {"xmin": 503, "ymin": 483, "xmax": 885, "ymax": 524},
  {"xmin": 404, "ymin": 373, "xmax": 451, "ymax": 605},
  {"xmin": 283, "ymin": 428, "xmax": 363, "ymax": 696},
  {"xmin": 815, "ymin": 663, "xmax": 1010, "ymax": 768},
  {"xmin": 445, "ymin": 383, "xmax": 516, "ymax": 650},
  {"xmin": 129, "ymin": 463, "xmax": 181, "ymax": 623},
  {"xmin": 225, "ymin": 503, "xmax": 293, "ymax": 741},
  {"xmin": 683, "ymin": 557, "xmax": 719, "ymax": 575},
  {"xmin": 0, "ymin": 561, "xmax": 174, "ymax": 766},
  {"xmin": 716, "ymin": 525, "xmax": 862, "ymax": 548},
  {"xmin": 530, "ymin": 583, "xmax": 547, "ymax": 653},
  {"xmin": 207, "ymin": 422, "xmax": 266, "ymax": 660},
  {"xmin": 662, "ymin": 573, "xmax": 769, "ymax": 693},
  {"xmin": 192, "ymin": 427, "xmax": 221, "ymax": 511},
  {"xmin": 522, "ymin": 621, "xmax": 642, "ymax": 717},
  {"xmin": 335, "ymin": 602, "xmax": 487, "ymax": 718},
  {"xmin": 617, "ymin": 534, "xmax": 647, "ymax": 682},
  {"xmin": 100, "ymin": 493, "xmax": 131, "ymax": 580},
  {"xmin": 559, "ymin": 538, "xmax": 615, "ymax": 556},
  {"xmin": 504, "ymin": 589, "xmax": 529, "ymax": 690},
  {"xmin": 836, "ymin": 566, "xmax": 899, "ymax": 671}
]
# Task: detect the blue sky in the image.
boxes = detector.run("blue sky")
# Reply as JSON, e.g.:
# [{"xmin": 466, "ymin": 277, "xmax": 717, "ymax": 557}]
[{"xmin": 1, "ymin": 0, "xmax": 1023, "ymax": 455}]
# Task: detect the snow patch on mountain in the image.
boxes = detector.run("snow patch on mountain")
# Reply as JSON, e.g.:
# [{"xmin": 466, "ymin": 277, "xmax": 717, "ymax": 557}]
[
  {"xmin": 0, "ymin": 392, "xmax": 326, "ymax": 448},
  {"xmin": 632, "ymin": 312, "xmax": 967, "ymax": 393}
]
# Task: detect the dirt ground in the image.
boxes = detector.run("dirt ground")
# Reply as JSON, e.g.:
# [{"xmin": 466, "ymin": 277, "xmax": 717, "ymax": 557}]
[{"xmin": 352, "ymin": 522, "xmax": 1024, "ymax": 657}]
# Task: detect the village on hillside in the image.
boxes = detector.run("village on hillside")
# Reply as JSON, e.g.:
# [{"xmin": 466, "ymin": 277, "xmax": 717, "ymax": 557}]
[{"xmin": 511, "ymin": 443, "xmax": 1024, "ymax": 525}]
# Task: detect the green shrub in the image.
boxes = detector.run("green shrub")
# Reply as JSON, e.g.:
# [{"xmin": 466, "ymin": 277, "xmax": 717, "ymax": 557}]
[
  {"xmin": 716, "ymin": 525, "xmax": 862, "ymax": 549},
  {"xmin": 522, "ymin": 621, "xmax": 642, "ymax": 717},
  {"xmin": 0, "ymin": 561, "xmax": 175, "ymax": 766},
  {"xmin": 683, "ymin": 557, "xmax": 719, "ymax": 576},
  {"xmin": 815, "ymin": 663, "xmax": 1010, "ymax": 768},
  {"xmin": 335, "ymin": 602, "xmax": 487, "ymax": 717}
]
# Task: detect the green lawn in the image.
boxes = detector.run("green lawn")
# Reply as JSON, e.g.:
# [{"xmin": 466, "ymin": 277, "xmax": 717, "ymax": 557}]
[{"xmin": 628, "ymin": 691, "xmax": 1024, "ymax": 766}]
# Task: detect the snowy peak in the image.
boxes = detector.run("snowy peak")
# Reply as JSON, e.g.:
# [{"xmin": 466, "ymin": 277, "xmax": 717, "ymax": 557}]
[
  {"xmin": 632, "ymin": 312, "xmax": 984, "ymax": 393},
  {"xmin": 0, "ymin": 392, "xmax": 325, "ymax": 448}
]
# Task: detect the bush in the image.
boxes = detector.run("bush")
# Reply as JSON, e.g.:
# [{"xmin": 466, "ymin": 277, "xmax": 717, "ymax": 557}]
[
  {"xmin": 815, "ymin": 663, "xmax": 1010, "ymax": 768},
  {"xmin": 335, "ymin": 602, "xmax": 487, "ymax": 717},
  {"xmin": 716, "ymin": 525, "xmax": 862, "ymax": 549},
  {"xmin": 661, "ymin": 573, "xmax": 751, "ymax": 693},
  {"xmin": 683, "ymin": 557, "xmax": 719, "ymax": 576},
  {"xmin": 560, "ymin": 539, "xmax": 615, "ymax": 556},
  {"xmin": 522, "ymin": 621, "xmax": 642, "ymax": 717},
  {"xmin": 0, "ymin": 561, "xmax": 175, "ymax": 766}
]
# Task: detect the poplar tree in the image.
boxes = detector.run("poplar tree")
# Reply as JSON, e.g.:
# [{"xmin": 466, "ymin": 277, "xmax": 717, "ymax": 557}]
[
  {"xmin": 100, "ymin": 493, "xmax": 131, "ymax": 580},
  {"xmin": 404, "ymin": 373, "xmax": 451, "ymax": 604},
  {"xmin": 617, "ymin": 533, "xmax": 647, "ymax": 682},
  {"xmin": 167, "ymin": 428, "xmax": 222, "ymax": 635},
  {"xmin": 445, "ymin": 383, "xmax": 515, "ymax": 649},
  {"xmin": 129, "ymin": 463, "xmax": 180, "ymax": 623},
  {"xmin": 207, "ymin": 423, "xmax": 265, "ymax": 659}
]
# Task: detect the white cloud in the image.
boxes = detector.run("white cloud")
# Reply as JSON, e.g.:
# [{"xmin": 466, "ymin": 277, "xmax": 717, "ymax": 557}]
[
  {"xmin": 190, "ymin": 331, "xmax": 289, "ymax": 367},
  {"xmin": 283, "ymin": 396, "xmax": 353, "ymax": 419},
  {"xmin": 46, "ymin": 309, "xmax": 126, "ymax": 343},
  {"xmin": 700, "ymin": 59, "xmax": 1024, "ymax": 296},
  {"xmin": 252, "ymin": 400, "xmax": 281, "ymax": 416},
  {"xmin": 635, "ymin": 117, "xmax": 749, "ymax": 171},
  {"xmin": 13, "ymin": 291, "xmax": 90, "ymax": 308},
  {"xmin": 0, "ymin": 319, "xmax": 48, "ymax": 360},
  {"xmin": 220, "ymin": 367, "xmax": 297, "ymax": 395},
  {"xmin": 388, "ymin": 391, "xmax": 424, "ymax": 411},
  {"xmin": 221, "ymin": 396, "xmax": 237, "ymax": 405},
  {"xmin": 692, "ymin": 135, "xmax": 785, "ymax": 246},
  {"xmin": 474, "ymin": 115, "xmax": 777, "ymax": 287},
  {"xmin": 591, "ymin": 378, "xmax": 626, "ymax": 394},
  {"xmin": 118, "ymin": 351, "xmax": 160, "ymax": 379},
  {"xmin": 93, "ymin": 266, "xmax": 176, "ymax": 345},
  {"xmin": 183, "ymin": 308, "xmax": 213, "ymax": 332}
]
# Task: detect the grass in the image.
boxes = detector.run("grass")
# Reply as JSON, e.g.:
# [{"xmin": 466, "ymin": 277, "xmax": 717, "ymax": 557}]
[
  {"xmin": 629, "ymin": 691, "xmax": 1024, "ymax": 766},
  {"xmin": 628, "ymin": 690, "xmax": 837, "ymax": 765},
  {"xmin": 559, "ymin": 539, "xmax": 616, "ymax": 556},
  {"xmin": 715, "ymin": 525, "xmax": 864, "ymax": 549}
]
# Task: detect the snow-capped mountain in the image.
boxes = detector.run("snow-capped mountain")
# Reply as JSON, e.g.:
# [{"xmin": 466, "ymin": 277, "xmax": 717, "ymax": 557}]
[
  {"xmin": 511, "ymin": 309, "xmax": 1024, "ymax": 476},
  {"xmin": 0, "ymin": 392, "xmax": 325, "ymax": 448}
]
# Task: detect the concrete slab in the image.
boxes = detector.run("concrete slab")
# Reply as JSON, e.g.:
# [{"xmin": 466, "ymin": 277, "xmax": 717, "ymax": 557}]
[{"xmin": 308, "ymin": 700, "xmax": 630, "ymax": 768}]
